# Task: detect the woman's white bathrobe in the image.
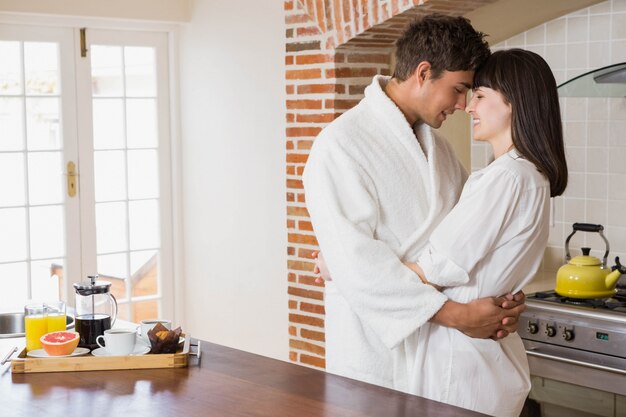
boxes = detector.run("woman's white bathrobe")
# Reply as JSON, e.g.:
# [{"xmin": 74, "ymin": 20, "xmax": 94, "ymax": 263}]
[
  {"xmin": 403, "ymin": 148, "xmax": 550, "ymax": 417},
  {"xmin": 303, "ymin": 75, "xmax": 467, "ymax": 388}
]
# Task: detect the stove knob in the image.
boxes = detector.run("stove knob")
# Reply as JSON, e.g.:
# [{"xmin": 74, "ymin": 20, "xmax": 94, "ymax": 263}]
[
  {"xmin": 562, "ymin": 329, "xmax": 575, "ymax": 341},
  {"xmin": 527, "ymin": 322, "xmax": 539, "ymax": 334},
  {"xmin": 545, "ymin": 325, "xmax": 556, "ymax": 337}
]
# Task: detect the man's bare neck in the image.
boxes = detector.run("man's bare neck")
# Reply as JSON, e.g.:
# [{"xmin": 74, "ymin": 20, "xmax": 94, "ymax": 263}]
[{"xmin": 384, "ymin": 78, "xmax": 420, "ymax": 126}]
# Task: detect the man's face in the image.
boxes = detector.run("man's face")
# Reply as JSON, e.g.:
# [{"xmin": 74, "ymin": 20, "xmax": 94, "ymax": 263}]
[{"xmin": 417, "ymin": 70, "xmax": 474, "ymax": 129}]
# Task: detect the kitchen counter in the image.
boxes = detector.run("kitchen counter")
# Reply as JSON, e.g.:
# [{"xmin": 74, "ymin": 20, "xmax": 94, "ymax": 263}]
[{"xmin": 0, "ymin": 339, "xmax": 484, "ymax": 417}]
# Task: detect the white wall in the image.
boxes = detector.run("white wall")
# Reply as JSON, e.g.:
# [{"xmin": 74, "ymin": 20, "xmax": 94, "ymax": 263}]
[
  {"xmin": 0, "ymin": 0, "xmax": 190, "ymax": 22},
  {"xmin": 178, "ymin": 0, "xmax": 288, "ymax": 360},
  {"xmin": 0, "ymin": 0, "xmax": 288, "ymax": 360}
]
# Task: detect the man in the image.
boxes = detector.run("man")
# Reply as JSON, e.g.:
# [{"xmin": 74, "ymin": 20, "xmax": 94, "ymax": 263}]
[{"xmin": 302, "ymin": 14, "xmax": 525, "ymax": 390}]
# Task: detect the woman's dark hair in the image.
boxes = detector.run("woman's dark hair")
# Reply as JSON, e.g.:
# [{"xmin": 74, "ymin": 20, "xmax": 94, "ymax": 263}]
[
  {"xmin": 473, "ymin": 49, "xmax": 568, "ymax": 197},
  {"xmin": 394, "ymin": 14, "xmax": 490, "ymax": 81}
]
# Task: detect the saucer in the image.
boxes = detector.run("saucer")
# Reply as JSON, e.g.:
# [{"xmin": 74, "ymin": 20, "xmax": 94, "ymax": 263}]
[
  {"xmin": 27, "ymin": 347, "xmax": 90, "ymax": 358},
  {"xmin": 135, "ymin": 335, "xmax": 150, "ymax": 346},
  {"xmin": 91, "ymin": 344, "xmax": 150, "ymax": 357}
]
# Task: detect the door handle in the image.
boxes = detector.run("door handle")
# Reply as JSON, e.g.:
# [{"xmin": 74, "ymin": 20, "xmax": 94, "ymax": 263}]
[{"xmin": 67, "ymin": 161, "xmax": 77, "ymax": 197}]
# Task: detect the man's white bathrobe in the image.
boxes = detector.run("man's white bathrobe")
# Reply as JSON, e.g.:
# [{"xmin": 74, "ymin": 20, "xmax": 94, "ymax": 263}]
[{"xmin": 303, "ymin": 75, "xmax": 467, "ymax": 388}]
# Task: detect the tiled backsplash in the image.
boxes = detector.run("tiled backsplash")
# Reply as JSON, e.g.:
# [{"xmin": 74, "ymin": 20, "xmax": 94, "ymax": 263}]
[{"xmin": 471, "ymin": 0, "xmax": 626, "ymax": 291}]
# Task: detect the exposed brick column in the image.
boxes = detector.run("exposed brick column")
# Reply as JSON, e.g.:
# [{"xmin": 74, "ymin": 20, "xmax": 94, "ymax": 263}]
[
  {"xmin": 285, "ymin": 0, "xmax": 497, "ymax": 370},
  {"xmin": 285, "ymin": 1, "xmax": 330, "ymax": 368}
]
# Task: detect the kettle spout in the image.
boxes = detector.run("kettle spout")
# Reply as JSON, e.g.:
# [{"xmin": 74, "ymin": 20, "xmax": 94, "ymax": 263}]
[
  {"xmin": 605, "ymin": 269, "xmax": 621, "ymax": 290},
  {"xmin": 607, "ymin": 256, "xmax": 626, "ymax": 290}
]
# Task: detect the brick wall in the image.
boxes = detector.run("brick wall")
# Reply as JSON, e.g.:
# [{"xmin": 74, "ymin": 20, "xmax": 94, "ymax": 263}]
[{"xmin": 285, "ymin": 0, "xmax": 497, "ymax": 369}]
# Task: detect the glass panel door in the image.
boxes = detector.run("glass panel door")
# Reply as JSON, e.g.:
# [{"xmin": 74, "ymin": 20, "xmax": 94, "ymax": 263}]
[
  {"xmin": 0, "ymin": 25, "xmax": 79, "ymax": 311},
  {"xmin": 0, "ymin": 24, "xmax": 173, "ymax": 323},
  {"xmin": 76, "ymin": 29, "xmax": 173, "ymax": 322}
]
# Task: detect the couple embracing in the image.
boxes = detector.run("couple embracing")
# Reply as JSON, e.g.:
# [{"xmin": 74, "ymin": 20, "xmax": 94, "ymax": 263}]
[{"xmin": 303, "ymin": 14, "xmax": 567, "ymax": 417}]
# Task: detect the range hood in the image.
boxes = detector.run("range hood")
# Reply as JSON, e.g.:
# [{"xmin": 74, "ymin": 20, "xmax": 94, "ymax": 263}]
[{"xmin": 557, "ymin": 62, "xmax": 626, "ymax": 98}]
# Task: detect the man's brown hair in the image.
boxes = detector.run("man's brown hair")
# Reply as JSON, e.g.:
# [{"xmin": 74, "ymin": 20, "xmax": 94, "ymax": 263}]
[{"xmin": 393, "ymin": 14, "xmax": 490, "ymax": 81}]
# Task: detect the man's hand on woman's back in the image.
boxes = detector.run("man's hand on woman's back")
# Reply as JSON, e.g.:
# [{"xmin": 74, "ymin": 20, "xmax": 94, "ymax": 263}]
[{"xmin": 312, "ymin": 251, "xmax": 332, "ymax": 284}]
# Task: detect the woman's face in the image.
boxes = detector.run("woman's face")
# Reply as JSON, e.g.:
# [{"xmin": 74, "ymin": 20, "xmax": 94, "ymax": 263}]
[{"xmin": 465, "ymin": 87, "xmax": 512, "ymax": 148}]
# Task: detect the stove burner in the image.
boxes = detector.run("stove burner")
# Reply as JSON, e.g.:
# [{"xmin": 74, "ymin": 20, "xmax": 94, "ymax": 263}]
[
  {"xmin": 605, "ymin": 297, "xmax": 626, "ymax": 309},
  {"xmin": 533, "ymin": 291, "xmax": 554, "ymax": 299},
  {"xmin": 528, "ymin": 290, "xmax": 626, "ymax": 311},
  {"xmin": 562, "ymin": 297, "xmax": 593, "ymax": 306}
]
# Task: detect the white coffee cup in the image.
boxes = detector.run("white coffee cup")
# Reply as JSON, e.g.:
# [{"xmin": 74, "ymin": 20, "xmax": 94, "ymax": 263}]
[
  {"xmin": 96, "ymin": 329, "xmax": 136, "ymax": 355},
  {"xmin": 138, "ymin": 319, "xmax": 172, "ymax": 339}
]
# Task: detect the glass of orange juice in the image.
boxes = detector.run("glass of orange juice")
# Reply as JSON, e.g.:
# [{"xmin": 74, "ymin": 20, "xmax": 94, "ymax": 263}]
[
  {"xmin": 45, "ymin": 301, "xmax": 67, "ymax": 332},
  {"xmin": 24, "ymin": 303, "xmax": 47, "ymax": 352}
]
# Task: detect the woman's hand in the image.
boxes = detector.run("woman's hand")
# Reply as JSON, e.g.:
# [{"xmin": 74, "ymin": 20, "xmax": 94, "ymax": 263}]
[
  {"xmin": 403, "ymin": 261, "xmax": 443, "ymax": 291},
  {"xmin": 312, "ymin": 251, "xmax": 333, "ymax": 284},
  {"xmin": 492, "ymin": 291, "xmax": 526, "ymax": 338}
]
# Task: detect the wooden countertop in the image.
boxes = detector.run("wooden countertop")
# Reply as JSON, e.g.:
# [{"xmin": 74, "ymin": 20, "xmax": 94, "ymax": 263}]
[{"xmin": 1, "ymin": 339, "xmax": 483, "ymax": 417}]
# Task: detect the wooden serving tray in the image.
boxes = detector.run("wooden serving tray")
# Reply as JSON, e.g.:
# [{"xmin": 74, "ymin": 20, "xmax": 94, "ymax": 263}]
[{"xmin": 11, "ymin": 334, "xmax": 190, "ymax": 373}]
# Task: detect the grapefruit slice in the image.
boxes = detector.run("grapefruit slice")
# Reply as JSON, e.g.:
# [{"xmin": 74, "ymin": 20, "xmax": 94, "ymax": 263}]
[{"xmin": 40, "ymin": 331, "xmax": 80, "ymax": 356}]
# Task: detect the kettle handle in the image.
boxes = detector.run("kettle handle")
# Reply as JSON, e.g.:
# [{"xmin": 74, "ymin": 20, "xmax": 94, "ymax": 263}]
[
  {"xmin": 572, "ymin": 223, "xmax": 603, "ymax": 233},
  {"xmin": 565, "ymin": 223, "xmax": 610, "ymax": 267}
]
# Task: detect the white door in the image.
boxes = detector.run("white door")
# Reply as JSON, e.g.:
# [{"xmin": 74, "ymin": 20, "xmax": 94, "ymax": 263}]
[
  {"xmin": 0, "ymin": 24, "xmax": 174, "ymax": 322},
  {"xmin": 0, "ymin": 24, "xmax": 80, "ymax": 310},
  {"xmin": 76, "ymin": 29, "xmax": 174, "ymax": 322}
]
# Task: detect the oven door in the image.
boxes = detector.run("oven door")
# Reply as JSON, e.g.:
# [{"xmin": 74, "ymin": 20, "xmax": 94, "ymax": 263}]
[{"xmin": 523, "ymin": 340, "xmax": 626, "ymax": 416}]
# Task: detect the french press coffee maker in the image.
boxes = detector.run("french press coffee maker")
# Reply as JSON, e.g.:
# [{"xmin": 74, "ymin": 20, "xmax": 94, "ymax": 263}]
[{"xmin": 73, "ymin": 275, "xmax": 118, "ymax": 349}]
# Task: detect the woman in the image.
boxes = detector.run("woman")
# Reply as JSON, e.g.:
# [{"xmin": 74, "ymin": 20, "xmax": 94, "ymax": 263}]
[{"xmin": 315, "ymin": 49, "xmax": 567, "ymax": 417}]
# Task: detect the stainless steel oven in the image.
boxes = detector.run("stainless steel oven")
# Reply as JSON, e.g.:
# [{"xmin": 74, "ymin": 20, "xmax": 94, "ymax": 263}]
[{"xmin": 519, "ymin": 286, "xmax": 626, "ymax": 416}]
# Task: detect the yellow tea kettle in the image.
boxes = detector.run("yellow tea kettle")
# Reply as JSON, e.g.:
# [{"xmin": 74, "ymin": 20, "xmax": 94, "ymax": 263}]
[{"xmin": 556, "ymin": 223, "xmax": 625, "ymax": 299}]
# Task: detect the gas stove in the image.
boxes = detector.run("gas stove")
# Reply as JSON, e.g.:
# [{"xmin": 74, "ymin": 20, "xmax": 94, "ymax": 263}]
[
  {"xmin": 519, "ymin": 286, "xmax": 626, "ymax": 396},
  {"xmin": 527, "ymin": 288, "xmax": 626, "ymax": 311}
]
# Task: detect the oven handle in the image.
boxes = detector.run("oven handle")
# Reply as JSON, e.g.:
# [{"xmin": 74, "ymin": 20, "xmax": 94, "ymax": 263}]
[{"xmin": 526, "ymin": 349, "xmax": 626, "ymax": 375}]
